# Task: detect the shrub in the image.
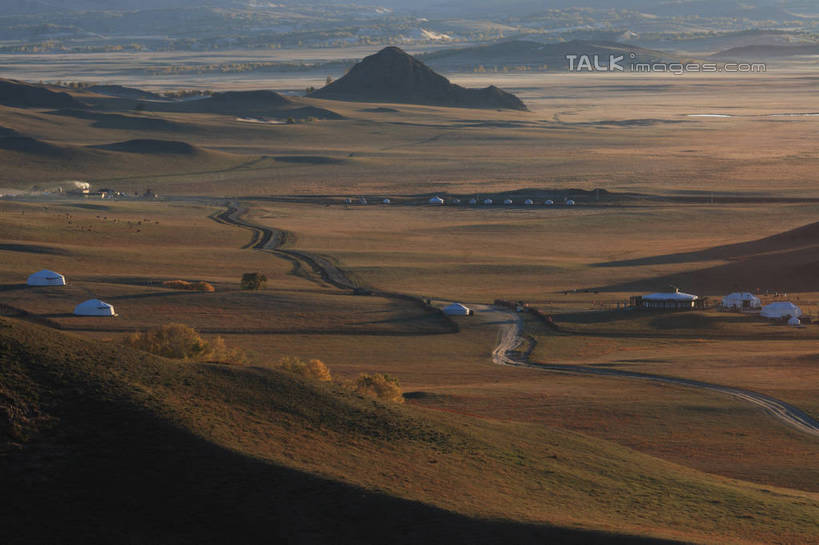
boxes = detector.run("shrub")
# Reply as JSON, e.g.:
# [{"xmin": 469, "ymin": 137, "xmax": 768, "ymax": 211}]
[
  {"xmin": 354, "ymin": 373, "xmax": 404, "ymax": 404},
  {"xmin": 162, "ymin": 280, "xmax": 215, "ymax": 292},
  {"xmin": 241, "ymin": 272, "xmax": 267, "ymax": 290},
  {"xmin": 124, "ymin": 323, "xmax": 244, "ymax": 363},
  {"xmin": 275, "ymin": 356, "xmax": 332, "ymax": 382}
]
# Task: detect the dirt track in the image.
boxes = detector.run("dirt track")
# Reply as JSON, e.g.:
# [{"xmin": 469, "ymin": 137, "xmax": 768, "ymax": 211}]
[
  {"xmin": 214, "ymin": 204, "xmax": 357, "ymax": 289},
  {"xmin": 474, "ymin": 304, "xmax": 819, "ymax": 439},
  {"xmin": 215, "ymin": 205, "xmax": 819, "ymax": 439}
]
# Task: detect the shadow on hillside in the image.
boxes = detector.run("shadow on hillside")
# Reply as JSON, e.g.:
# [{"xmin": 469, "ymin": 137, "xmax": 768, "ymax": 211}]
[
  {"xmin": 1, "ymin": 328, "xmax": 687, "ymax": 545},
  {"xmin": 593, "ymin": 221, "xmax": 819, "ymax": 269}
]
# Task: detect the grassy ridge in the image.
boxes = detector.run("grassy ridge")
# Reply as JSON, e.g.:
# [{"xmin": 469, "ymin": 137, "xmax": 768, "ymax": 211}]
[{"xmin": 1, "ymin": 317, "xmax": 817, "ymax": 544}]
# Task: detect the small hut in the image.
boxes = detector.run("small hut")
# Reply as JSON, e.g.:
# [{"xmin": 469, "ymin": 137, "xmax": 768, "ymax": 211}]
[
  {"xmin": 74, "ymin": 299, "xmax": 116, "ymax": 317},
  {"xmin": 27, "ymin": 269, "xmax": 66, "ymax": 286},
  {"xmin": 443, "ymin": 303, "xmax": 472, "ymax": 316}
]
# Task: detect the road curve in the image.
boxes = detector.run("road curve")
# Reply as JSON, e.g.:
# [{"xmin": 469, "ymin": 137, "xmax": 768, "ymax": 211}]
[
  {"xmin": 213, "ymin": 204, "xmax": 357, "ymax": 289},
  {"xmin": 475, "ymin": 305, "xmax": 819, "ymax": 439}
]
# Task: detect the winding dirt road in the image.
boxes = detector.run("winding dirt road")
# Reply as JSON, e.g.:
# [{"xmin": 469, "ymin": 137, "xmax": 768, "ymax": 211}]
[
  {"xmin": 474, "ymin": 304, "xmax": 819, "ymax": 439},
  {"xmin": 214, "ymin": 204, "xmax": 357, "ymax": 289},
  {"xmin": 215, "ymin": 204, "xmax": 819, "ymax": 439}
]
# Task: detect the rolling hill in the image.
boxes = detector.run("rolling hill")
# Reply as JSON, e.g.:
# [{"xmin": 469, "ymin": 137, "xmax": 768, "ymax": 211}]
[
  {"xmin": 1, "ymin": 317, "xmax": 817, "ymax": 544},
  {"xmin": 0, "ymin": 79, "xmax": 84, "ymax": 109},
  {"xmin": 145, "ymin": 90, "xmax": 343, "ymax": 119},
  {"xmin": 310, "ymin": 47, "xmax": 527, "ymax": 111},
  {"xmin": 595, "ymin": 220, "xmax": 819, "ymax": 294},
  {"xmin": 421, "ymin": 40, "xmax": 682, "ymax": 72}
]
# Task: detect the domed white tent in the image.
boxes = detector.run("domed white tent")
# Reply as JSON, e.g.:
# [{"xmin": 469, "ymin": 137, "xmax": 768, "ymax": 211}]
[
  {"xmin": 524, "ymin": 199, "xmax": 534, "ymax": 205},
  {"xmin": 27, "ymin": 269, "xmax": 66, "ymax": 286},
  {"xmin": 483, "ymin": 198, "xmax": 493, "ymax": 205},
  {"xmin": 74, "ymin": 299, "xmax": 116, "ymax": 317},
  {"xmin": 721, "ymin": 292, "xmax": 762, "ymax": 310},
  {"xmin": 544, "ymin": 200, "xmax": 554, "ymax": 205},
  {"xmin": 443, "ymin": 303, "xmax": 472, "ymax": 316},
  {"xmin": 504, "ymin": 198, "xmax": 513, "ymax": 205},
  {"xmin": 760, "ymin": 301, "xmax": 801, "ymax": 319},
  {"xmin": 428, "ymin": 196, "xmax": 444, "ymax": 205},
  {"xmin": 565, "ymin": 199, "xmax": 576, "ymax": 206},
  {"xmin": 788, "ymin": 316, "xmax": 801, "ymax": 326},
  {"xmin": 382, "ymin": 198, "xmax": 391, "ymax": 204}
]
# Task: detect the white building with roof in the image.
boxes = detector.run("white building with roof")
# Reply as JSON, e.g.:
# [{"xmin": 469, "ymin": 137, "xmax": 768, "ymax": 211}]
[
  {"xmin": 721, "ymin": 292, "xmax": 761, "ymax": 310},
  {"xmin": 760, "ymin": 301, "xmax": 801, "ymax": 320},
  {"xmin": 74, "ymin": 299, "xmax": 116, "ymax": 317},
  {"xmin": 27, "ymin": 269, "xmax": 66, "ymax": 286},
  {"xmin": 633, "ymin": 289, "xmax": 699, "ymax": 310},
  {"xmin": 443, "ymin": 303, "xmax": 472, "ymax": 316}
]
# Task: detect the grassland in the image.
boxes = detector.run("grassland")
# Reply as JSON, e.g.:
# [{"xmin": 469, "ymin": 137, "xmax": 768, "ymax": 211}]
[
  {"xmin": 2, "ymin": 317, "xmax": 818, "ymax": 545},
  {"xmin": 1, "ymin": 66, "xmax": 818, "ymax": 543}
]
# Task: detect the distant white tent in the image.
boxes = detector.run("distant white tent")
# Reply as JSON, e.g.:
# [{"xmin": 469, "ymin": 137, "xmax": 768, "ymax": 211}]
[
  {"xmin": 788, "ymin": 316, "xmax": 801, "ymax": 326},
  {"xmin": 483, "ymin": 198, "xmax": 493, "ymax": 205},
  {"xmin": 760, "ymin": 301, "xmax": 801, "ymax": 319},
  {"xmin": 27, "ymin": 269, "xmax": 66, "ymax": 286},
  {"xmin": 382, "ymin": 198, "xmax": 391, "ymax": 204},
  {"xmin": 565, "ymin": 199, "xmax": 576, "ymax": 206},
  {"xmin": 544, "ymin": 200, "xmax": 554, "ymax": 205},
  {"xmin": 74, "ymin": 299, "xmax": 116, "ymax": 317},
  {"xmin": 468, "ymin": 198, "xmax": 478, "ymax": 205},
  {"xmin": 504, "ymin": 198, "xmax": 513, "ymax": 205},
  {"xmin": 524, "ymin": 199, "xmax": 534, "ymax": 205},
  {"xmin": 443, "ymin": 303, "xmax": 472, "ymax": 316},
  {"xmin": 428, "ymin": 196, "xmax": 445, "ymax": 205},
  {"xmin": 721, "ymin": 292, "xmax": 762, "ymax": 310}
]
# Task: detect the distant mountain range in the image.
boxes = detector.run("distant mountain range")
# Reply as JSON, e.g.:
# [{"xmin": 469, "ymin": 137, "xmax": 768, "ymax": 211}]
[
  {"xmin": 421, "ymin": 40, "xmax": 682, "ymax": 72},
  {"xmin": 310, "ymin": 47, "xmax": 527, "ymax": 110}
]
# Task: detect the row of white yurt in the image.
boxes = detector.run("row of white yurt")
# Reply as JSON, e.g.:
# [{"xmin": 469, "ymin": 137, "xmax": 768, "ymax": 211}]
[{"xmin": 26, "ymin": 270, "xmax": 115, "ymax": 316}]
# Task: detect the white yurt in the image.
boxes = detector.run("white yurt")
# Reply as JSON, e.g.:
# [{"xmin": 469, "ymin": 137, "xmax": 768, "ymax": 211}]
[
  {"xmin": 566, "ymin": 199, "xmax": 576, "ymax": 206},
  {"xmin": 382, "ymin": 198, "xmax": 391, "ymax": 204},
  {"xmin": 27, "ymin": 269, "xmax": 66, "ymax": 286},
  {"xmin": 788, "ymin": 316, "xmax": 801, "ymax": 327},
  {"xmin": 483, "ymin": 198, "xmax": 493, "ymax": 205},
  {"xmin": 74, "ymin": 299, "xmax": 116, "ymax": 317},
  {"xmin": 443, "ymin": 303, "xmax": 472, "ymax": 316},
  {"xmin": 428, "ymin": 196, "xmax": 445, "ymax": 205},
  {"xmin": 639, "ymin": 289, "xmax": 698, "ymax": 310},
  {"xmin": 545, "ymin": 200, "xmax": 554, "ymax": 205},
  {"xmin": 504, "ymin": 198, "xmax": 513, "ymax": 205},
  {"xmin": 760, "ymin": 301, "xmax": 802, "ymax": 319},
  {"xmin": 721, "ymin": 292, "xmax": 762, "ymax": 310},
  {"xmin": 524, "ymin": 199, "xmax": 534, "ymax": 205}
]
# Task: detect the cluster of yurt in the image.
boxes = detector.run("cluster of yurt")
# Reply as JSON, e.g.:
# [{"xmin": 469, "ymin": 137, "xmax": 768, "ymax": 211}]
[
  {"xmin": 721, "ymin": 292, "xmax": 805, "ymax": 326},
  {"xmin": 26, "ymin": 269, "xmax": 116, "ymax": 317},
  {"xmin": 760, "ymin": 301, "xmax": 802, "ymax": 325}
]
